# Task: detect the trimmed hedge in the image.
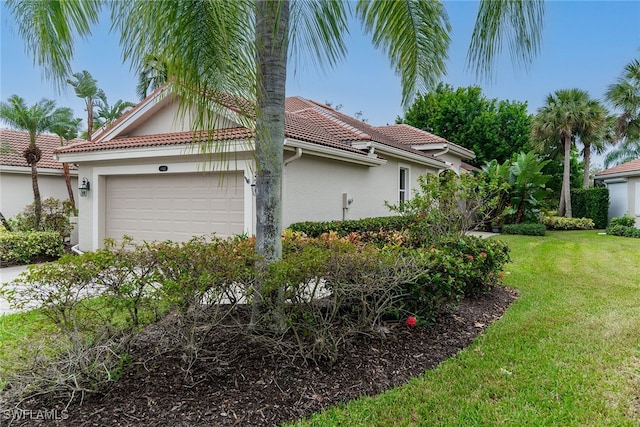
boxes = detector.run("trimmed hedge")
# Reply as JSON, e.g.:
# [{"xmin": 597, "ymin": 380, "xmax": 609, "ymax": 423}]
[
  {"xmin": 0, "ymin": 231, "xmax": 65, "ymax": 264},
  {"xmin": 607, "ymin": 225, "xmax": 640, "ymax": 238},
  {"xmin": 540, "ymin": 216, "xmax": 595, "ymax": 230},
  {"xmin": 571, "ymin": 187, "xmax": 609, "ymax": 229},
  {"xmin": 501, "ymin": 223, "xmax": 546, "ymax": 236},
  {"xmin": 287, "ymin": 216, "xmax": 413, "ymax": 238}
]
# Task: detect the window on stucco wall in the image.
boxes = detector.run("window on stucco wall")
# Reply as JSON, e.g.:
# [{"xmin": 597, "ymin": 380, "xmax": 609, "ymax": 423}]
[{"xmin": 399, "ymin": 167, "xmax": 409, "ymax": 205}]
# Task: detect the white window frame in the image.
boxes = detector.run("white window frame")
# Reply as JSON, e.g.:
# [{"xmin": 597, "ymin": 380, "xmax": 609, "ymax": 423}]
[{"xmin": 399, "ymin": 166, "xmax": 409, "ymax": 205}]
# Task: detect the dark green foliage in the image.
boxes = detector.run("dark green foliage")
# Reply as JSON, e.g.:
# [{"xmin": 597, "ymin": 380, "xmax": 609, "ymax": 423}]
[
  {"xmin": 607, "ymin": 225, "xmax": 640, "ymax": 238},
  {"xmin": 400, "ymin": 83, "xmax": 532, "ymax": 165},
  {"xmin": 287, "ymin": 216, "xmax": 413, "ymax": 238},
  {"xmin": 571, "ymin": 187, "xmax": 609, "ymax": 229},
  {"xmin": 0, "ymin": 231, "xmax": 64, "ymax": 264},
  {"xmin": 607, "ymin": 215, "xmax": 639, "ymax": 238},
  {"xmin": 610, "ymin": 214, "xmax": 636, "ymax": 228},
  {"xmin": 502, "ymin": 223, "xmax": 546, "ymax": 236}
]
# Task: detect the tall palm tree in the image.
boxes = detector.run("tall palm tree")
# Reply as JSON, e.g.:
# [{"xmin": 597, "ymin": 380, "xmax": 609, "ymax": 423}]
[
  {"xmin": 136, "ymin": 54, "xmax": 169, "ymax": 101},
  {"xmin": 0, "ymin": 95, "xmax": 57, "ymax": 229},
  {"xmin": 605, "ymin": 58, "xmax": 640, "ymax": 167},
  {"xmin": 577, "ymin": 101, "xmax": 612, "ymax": 188},
  {"xmin": 532, "ymin": 89, "xmax": 606, "ymax": 216},
  {"xmin": 94, "ymin": 96, "xmax": 136, "ymax": 130},
  {"xmin": 6, "ymin": 0, "xmax": 545, "ymax": 319},
  {"xmin": 49, "ymin": 107, "xmax": 82, "ymax": 211},
  {"xmin": 66, "ymin": 70, "xmax": 105, "ymax": 141}
]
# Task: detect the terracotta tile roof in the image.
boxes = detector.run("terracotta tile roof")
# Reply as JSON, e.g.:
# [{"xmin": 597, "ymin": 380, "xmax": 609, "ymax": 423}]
[
  {"xmin": 596, "ymin": 158, "xmax": 640, "ymax": 176},
  {"xmin": 0, "ymin": 129, "xmax": 80, "ymax": 169},
  {"xmin": 374, "ymin": 124, "xmax": 450, "ymax": 145},
  {"xmin": 284, "ymin": 97, "xmax": 442, "ymax": 162},
  {"xmin": 56, "ymin": 128, "xmax": 255, "ymax": 154},
  {"xmin": 284, "ymin": 112, "xmax": 369, "ymax": 155}
]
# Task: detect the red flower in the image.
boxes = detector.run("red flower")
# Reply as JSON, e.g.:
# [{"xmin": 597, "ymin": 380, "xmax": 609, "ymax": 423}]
[
  {"xmin": 498, "ymin": 273, "xmax": 504, "ymax": 279},
  {"xmin": 406, "ymin": 316, "xmax": 417, "ymax": 328},
  {"xmin": 467, "ymin": 255, "xmax": 474, "ymax": 260},
  {"xmin": 480, "ymin": 252, "xmax": 487, "ymax": 258}
]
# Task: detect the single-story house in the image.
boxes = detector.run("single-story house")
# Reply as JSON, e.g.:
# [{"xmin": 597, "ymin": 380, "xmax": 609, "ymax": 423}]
[
  {"xmin": 0, "ymin": 129, "xmax": 79, "ymax": 219},
  {"xmin": 595, "ymin": 158, "xmax": 640, "ymax": 227},
  {"xmin": 55, "ymin": 86, "xmax": 474, "ymax": 251}
]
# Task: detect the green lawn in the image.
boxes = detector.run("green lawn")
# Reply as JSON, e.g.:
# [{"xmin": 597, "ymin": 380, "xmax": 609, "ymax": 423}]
[{"xmin": 293, "ymin": 231, "xmax": 640, "ymax": 426}]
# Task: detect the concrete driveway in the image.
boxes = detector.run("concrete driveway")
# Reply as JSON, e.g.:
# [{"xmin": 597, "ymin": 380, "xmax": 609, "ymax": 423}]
[{"xmin": 0, "ymin": 265, "xmax": 31, "ymax": 315}]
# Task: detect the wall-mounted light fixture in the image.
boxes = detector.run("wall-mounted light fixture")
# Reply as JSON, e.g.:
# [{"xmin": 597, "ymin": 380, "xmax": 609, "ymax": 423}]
[{"xmin": 79, "ymin": 177, "xmax": 91, "ymax": 197}]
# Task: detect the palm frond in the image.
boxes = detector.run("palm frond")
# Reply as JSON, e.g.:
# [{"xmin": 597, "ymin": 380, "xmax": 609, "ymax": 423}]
[{"xmin": 356, "ymin": 0, "xmax": 450, "ymax": 106}]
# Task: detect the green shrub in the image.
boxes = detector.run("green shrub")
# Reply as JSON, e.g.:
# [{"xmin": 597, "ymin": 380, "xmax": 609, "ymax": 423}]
[
  {"xmin": 540, "ymin": 216, "xmax": 595, "ymax": 230},
  {"xmin": 609, "ymin": 214, "xmax": 636, "ymax": 228},
  {"xmin": 571, "ymin": 187, "xmax": 609, "ymax": 229},
  {"xmin": 0, "ymin": 231, "xmax": 64, "ymax": 264},
  {"xmin": 608, "ymin": 225, "xmax": 640, "ymax": 238},
  {"xmin": 502, "ymin": 223, "xmax": 546, "ymax": 236},
  {"xmin": 11, "ymin": 198, "xmax": 75, "ymax": 236},
  {"xmin": 287, "ymin": 216, "xmax": 412, "ymax": 238}
]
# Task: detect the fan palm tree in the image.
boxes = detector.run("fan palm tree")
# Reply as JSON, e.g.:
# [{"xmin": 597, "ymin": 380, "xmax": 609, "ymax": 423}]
[
  {"xmin": 605, "ymin": 58, "xmax": 640, "ymax": 167},
  {"xmin": 95, "ymin": 96, "xmax": 136, "ymax": 130},
  {"xmin": 0, "ymin": 95, "xmax": 57, "ymax": 229},
  {"xmin": 6, "ymin": 0, "xmax": 545, "ymax": 320},
  {"xmin": 49, "ymin": 107, "xmax": 82, "ymax": 210},
  {"xmin": 66, "ymin": 70, "xmax": 105, "ymax": 141},
  {"xmin": 577, "ymin": 102, "xmax": 613, "ymax": 188},
  {"xmin": 136, "ymin": 54, "xmax": 169, "ymax": 101},
  {"xmin": 532, "ymin": 89, "xmax": 606, "ymax": 216}
]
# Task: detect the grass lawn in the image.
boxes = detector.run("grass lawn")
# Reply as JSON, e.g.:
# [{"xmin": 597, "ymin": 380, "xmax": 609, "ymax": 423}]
[{"xmin": 293, "ymin": 230, "xmax": 640, "ymax": 426}]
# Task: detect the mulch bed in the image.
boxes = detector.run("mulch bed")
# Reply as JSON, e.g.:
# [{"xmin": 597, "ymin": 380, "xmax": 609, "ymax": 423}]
[{"xmin": 5, "ymin": 286, "xmax": 517, "ymax": 427}]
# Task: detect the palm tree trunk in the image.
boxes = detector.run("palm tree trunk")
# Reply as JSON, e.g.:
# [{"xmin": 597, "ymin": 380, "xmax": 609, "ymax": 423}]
[
  {"xmin": 0, "ymin": 211, "xmax": 11, "ymax": 231},
  {"xmin": 562, "ymin": 133, "xmax": 573, "ymax": 217},
  {"xmin": 582, "ymin": 142, "xmax": 591, "ymax": 188},
  {"xmin": 250, "ymin": 0, "xmax": 289, "ymax": 327},
  {"xmin": 87, "ymin": 100, "xmax": 93, "ymax": 141},
  {"xmin": 31, "ymin": 162, "xmax": 42, "ymax": 229},
  {"xmin": 63, "ymin": 163, "xmax": 76, "ymax": 211}
]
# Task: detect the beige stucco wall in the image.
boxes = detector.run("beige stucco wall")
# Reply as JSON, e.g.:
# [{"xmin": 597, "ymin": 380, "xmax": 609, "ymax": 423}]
[
  {"xmin": 0, "ymin": 170, "xmax": 78, "ymax": 218},
  {"xmin": 282, "ymin": 153, "xmax": 434, "ymax": 226},
  {"xmin": 130, "ymin": 103, "xmax": 241, "ymax": 137}
]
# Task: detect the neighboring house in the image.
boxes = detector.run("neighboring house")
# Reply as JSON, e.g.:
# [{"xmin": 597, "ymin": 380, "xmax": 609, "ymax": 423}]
[
  {"xmin": 595, "ymin": 158, "xmax": 640, "ymax": 227},
  {"xmin": 0, "ymin": 129, "xmax": 79, "ymax": 218},
  {"xmin": 55, "ymin": 87, "xmax": 474, "ymax": 252}
]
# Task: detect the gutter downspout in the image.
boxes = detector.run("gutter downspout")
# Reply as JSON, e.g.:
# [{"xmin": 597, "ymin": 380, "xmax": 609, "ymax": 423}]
[
  {"xmin": 284, "ymin": 147, "xmax": 303, "ymax": 165},
  {"xmin": 71, "ymin": 244, "xmax": 84, "ymax": 255},
  {"xmin": 432, "ymin": 145, "xmax": 449, "ymax": 157}
]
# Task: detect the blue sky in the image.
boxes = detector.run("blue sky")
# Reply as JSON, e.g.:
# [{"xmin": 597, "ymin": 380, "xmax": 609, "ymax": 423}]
[{"xmin": 1, "ymin": 1, "xmax": 639, "ymax": 165}]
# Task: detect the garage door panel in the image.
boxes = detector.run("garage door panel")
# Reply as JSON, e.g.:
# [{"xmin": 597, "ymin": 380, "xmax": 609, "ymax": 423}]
[{"xmin": 106, "ymin": 172, "xmax": 244, "ymax": 243}]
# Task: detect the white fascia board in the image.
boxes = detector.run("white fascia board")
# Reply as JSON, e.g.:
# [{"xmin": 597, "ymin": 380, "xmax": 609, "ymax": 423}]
[
  {"xmin": 55, "ymin": 139, "xmax": 255, "ymax": 163},
  {"xmin": 93, "ymin": 88, "xmax": 173, "ymax": 142},
  {"xmin": 368, "ymin": 142, "xmax": 446, "ymax": 168},
  {"xmin": 412, "ymin": 143, "xmax": 475, "ymax": 160},
  {"xmin": 284, "ymin": 138, "xmax": 386, "ymax": 167},
  {"xmin": 0, "ymin": 165, "xmax": 75, "ymax": 176}
]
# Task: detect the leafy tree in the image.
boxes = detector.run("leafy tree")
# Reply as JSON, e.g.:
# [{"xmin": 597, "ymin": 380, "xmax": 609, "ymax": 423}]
[
  {"xmin": 49, "ymin": 107, "xmax": 82, "ymax": 211},
  {"xmin": 531, "ymin": 89, "xmax": 607, "ymax": 217},
  {"xmin": 66, "ymin": 70, "xmax": 105, "ymax": 141},
  {"xmin": 94, "ymin": 96, "xmax": 136, "ymax": 129},
  {"xmin": 0, "ymin": 95, "xmax": 57, "ymax": 229},
  {"xmin": 604, "ymin": 57, "xmax": 640, "ymax": 168},
  {"xmin": 7, "ymin": 0, "xmax": 545, "ymax": 324},
  {"xmin": 400, "ymin": 83, "xmax": 532, "ymax": 165},
  {"xmin": 501, "ymin": 152, "xmax": 551, "ymax": 223}
]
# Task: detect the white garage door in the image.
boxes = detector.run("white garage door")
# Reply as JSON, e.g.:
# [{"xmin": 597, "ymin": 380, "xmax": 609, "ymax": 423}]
[{"xmin": 106, "ymin": 172, "xmax": 244, "ymax": 243}]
